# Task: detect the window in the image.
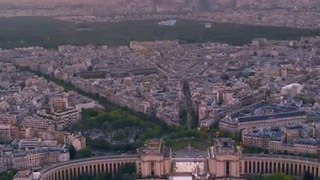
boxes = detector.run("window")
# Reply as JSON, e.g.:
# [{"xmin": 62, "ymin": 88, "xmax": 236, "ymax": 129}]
[
  {"xmin": 245, "ymin": 161, "xmax": 248, "ymax": 174},
  {"xmin": 226, "ymin": 161, "xmax": 230, "ymax": 176},
  {"xmin": 151, "ymin": 161, "xmax": 155, "ymax": 176}
]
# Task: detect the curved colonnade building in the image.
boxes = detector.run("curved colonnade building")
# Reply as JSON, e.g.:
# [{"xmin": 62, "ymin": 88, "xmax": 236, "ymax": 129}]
[
  {"xmin": 39, "ymin": 155, "xmax": 138, "ymax": 180},
  {"xmin": 39, "ymin": 139, "xmax": 320, "ymax": 180}
]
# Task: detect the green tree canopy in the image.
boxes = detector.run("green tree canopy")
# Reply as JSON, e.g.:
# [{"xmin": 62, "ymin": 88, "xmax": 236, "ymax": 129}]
[
  {"xmin": 69, "ymin": 145, "xmax": 77, "ymax": 159},
  {"xmin": 303, "ymin": 171, "xmax": 314, "ymax": 180},
  {"xmin": 0, "ymin": 170, "xmax": 17, "ymax": 180},
  {"xmin": 114, "ymin": 163, "xmax": 136, "ymax": 180},
  {"xmin": 265, "ymin": 173, "xmax": 293, "ymax": 180},
  {"xmin": 75, "ymin": 148, "xmax": 93, "ymax": 159}
]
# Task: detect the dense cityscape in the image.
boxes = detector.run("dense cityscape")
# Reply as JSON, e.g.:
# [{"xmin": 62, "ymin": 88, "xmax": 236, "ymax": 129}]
[
  {"xmin": 1, "ymin": 0, "xmax": 320, "ymax": 28},
  {"xmin": 0, "ymin": 0, "xmax": 320, "ymax": 180}
]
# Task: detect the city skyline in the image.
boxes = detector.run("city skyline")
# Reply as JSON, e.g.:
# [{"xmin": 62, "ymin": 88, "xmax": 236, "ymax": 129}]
[{"xmin": 0, "ymin": 0, "xmax": 319, "ymax": 180}]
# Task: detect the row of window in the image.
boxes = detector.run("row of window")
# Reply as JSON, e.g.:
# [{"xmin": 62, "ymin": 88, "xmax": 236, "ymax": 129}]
[
  {"xmin": 244, "ymin": 160, "xmax": 319, "ymax": 177},
  {"xmin": 44, "ymin": 162, "xmax": 136, "ymax": 180}
]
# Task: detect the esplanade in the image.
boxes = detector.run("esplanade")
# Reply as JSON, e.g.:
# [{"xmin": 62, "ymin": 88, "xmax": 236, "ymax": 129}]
[{"xmin": 39, "ymin": 139, "xmax": 320, "ymax": 180}]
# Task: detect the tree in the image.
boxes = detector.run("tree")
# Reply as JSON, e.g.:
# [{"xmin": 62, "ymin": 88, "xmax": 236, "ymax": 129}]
[
  {"xmin": 114, "ymin": 163, "xmax": 136, "ymax": 180},
  {"xmin": 113, "ymin": 130, "xmax": 126, "ymax": 142},
  {"xmin": 76, "ymin": 148, "xmax": 92, "ymax": 159},
  {"xmin": 77, "ymin": 174, "xmax": 94, "ymax": 180},
  {"xmin": 87, "ymin": 66, "xmax": 93, "ymax": 71},
  {"xmin": 303, "ymin": 171, "xmax": 314, "ymax": 180},
  {"xmin": 0, "ymin": 170, "xmax": 17, "ymax": 180},
  {"xmin": 69, "ymin": 145, "xmax": 77, "ymax": 159},
  {"xmin": 220, "ymin": 74, "xmax": 230, "ymax": 81},
  {"xmin": 164, "ymin": 139, "xmax": 174, "ymax": 147},
  {"xmin": 265, "ymin": 173, "xmax": 293, "ymax": 180},
  {"xmin": 93, "ymin": 173, "xmax": 112, "ymax": 180},
  {"xmin": 0, "ymin": 176, "xmax": 11, "ymax": 180}
]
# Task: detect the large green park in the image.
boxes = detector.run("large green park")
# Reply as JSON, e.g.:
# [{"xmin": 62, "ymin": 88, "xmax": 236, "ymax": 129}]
[{"xmin": 1, "ymin": 16, "xmax": 320, "ymax": 49}]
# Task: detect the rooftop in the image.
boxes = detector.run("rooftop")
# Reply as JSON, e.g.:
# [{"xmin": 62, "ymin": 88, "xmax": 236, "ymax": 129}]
[
  {"xmin": 243, "ymin": 123, "xmax": 319, "ymax": 145},
  {"xmin": 213, "ymin": 138, "xmax": 240, "ymax": 155},
  {"xmin": 14, "ymin": 170, "xmax": 32, "ymax": 178},
  {"xmin": 223, "ymin": 101, "xmax": 306, "ymax": 123},
  {"xmin": 138, "ymin": 139, "xmax": 169, "ymax": 157},
  {"xmin": 237, "ymin": 111, "xmax": 306, "ymax": 123}
]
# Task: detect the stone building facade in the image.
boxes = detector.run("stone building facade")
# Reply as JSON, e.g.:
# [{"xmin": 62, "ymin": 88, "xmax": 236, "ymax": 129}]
[
  {"xmin": 219, "ymin": 101, "xmax": 307, "ymax": 133},
  {"xmin": 242, "ymin": 124, "xmax": 320, "ymax": 155},
  {"xmin": 38, "ymin": 139, "xmax": 320, "ymax": 180}
]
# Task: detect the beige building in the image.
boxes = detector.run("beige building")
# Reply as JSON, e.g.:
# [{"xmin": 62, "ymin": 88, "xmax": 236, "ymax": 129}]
[
  {"xmin": 0, "ymin": 114, "xmax": 17, "ymax": 125},
  {"xmin": 281, "ymin": 83, "xmax": 303, "ymax": 97},
  {"xmin": 29, "ymin": 130, "xmax": 66, "ymax": 144},
  {"xmin": 0, "ymin": 100, "xmax": 11, "ymax": 112},
  {"xmin": 21, "ymin": 116, "xmax": 55, "ymax": 131},
  {"xmin": 219, "ymin": 101, "xmax": 307, "ymax": 133},
  {"xmin": 0, "ymin": 124, "xmax": 12, "ymax": 143},
  {"xmin": 39, "ymin": 138, "xmax": 320, "ymax": 180},
  {"xmin": 50, "ymin": 95, "xmax": 69, "ymax": 113},
  {"xmin": 242, "ymin": 124, "xmax": 320, "ymax": 155},
  {"xmin": 69, "ymin": 134, "xmax": 86, "ymax": 151},
  {"xmin": 207, "ymin": 138, "xmax": 243, "ymax": 178},
  {"xmin": 138, "ymin": 139, "xmax": 171, "ymax": 178},
  {"xmin": 11, "ymin": 149, "xmax": 70, "ymax": 171},
  {"xmin": 13, "ymin": 154, "xmax": 29, "ymax": 170}
]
